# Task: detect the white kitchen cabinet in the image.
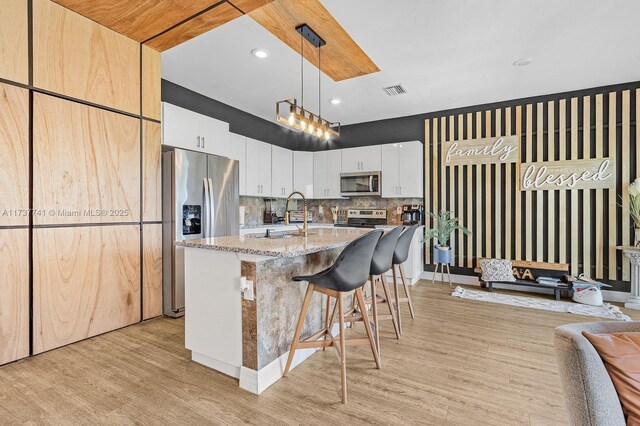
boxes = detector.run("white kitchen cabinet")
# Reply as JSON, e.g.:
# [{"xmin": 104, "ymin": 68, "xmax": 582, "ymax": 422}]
[
  {"xmin": 314, "ymin": 150, "xmax": 343, "ymax": 199},
  {"xmin": 271, "ymin": 145, "xmax": 293, "ymax": 198},
  {"xmin": 293, "ymin": 151, "xmax": 314, "ymax": 198},
  {"xmin": 381, "ymin": 141, "xmax": 423, "ymax": 198},
  {"xmin": 162, "ymin": 102, "xmax": 229, "ymax": 156},
  {"xmin": 227, "ymin": 133, "xmax": 246, "ymax": 196},
  {"xmin": 245, "ymin": 137, "xmax": 271, "ymax": 197},
  {"xmin": 341, "ymin": 145, "xmax": 382, "ymax": 173}
]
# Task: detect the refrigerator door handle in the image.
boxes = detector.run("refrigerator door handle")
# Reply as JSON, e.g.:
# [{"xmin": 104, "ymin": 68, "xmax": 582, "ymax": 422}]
[
  {"xmin": 203, "ymin": 177, "xmax": 211, "ymax": 237},
  {"xmin": 208, "ymin": 178, "xmax": 215, "ymax": 237}
]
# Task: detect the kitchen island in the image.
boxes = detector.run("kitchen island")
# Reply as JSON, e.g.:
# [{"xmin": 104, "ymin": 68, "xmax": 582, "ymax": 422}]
[{"xmin": 175, "ymin": 227, "xmax": 370, "ymax": 394}]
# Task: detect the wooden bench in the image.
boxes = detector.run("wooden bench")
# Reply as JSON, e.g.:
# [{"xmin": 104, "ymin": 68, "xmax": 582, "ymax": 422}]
[{"xmin": 474, "ymin": 259, "xmax": 571, "ymax": 300}]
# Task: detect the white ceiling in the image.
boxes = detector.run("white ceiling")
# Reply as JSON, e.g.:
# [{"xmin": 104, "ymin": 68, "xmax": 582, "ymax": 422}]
[{"xmin": 162, "ymin": 0, "xmax": 640, "ymax": 126}]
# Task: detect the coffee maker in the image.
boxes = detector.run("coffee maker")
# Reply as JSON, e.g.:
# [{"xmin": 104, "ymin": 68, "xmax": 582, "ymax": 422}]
[{"xmin": 402, "ymin": 205, "xmax": 424, "ymax": 225}]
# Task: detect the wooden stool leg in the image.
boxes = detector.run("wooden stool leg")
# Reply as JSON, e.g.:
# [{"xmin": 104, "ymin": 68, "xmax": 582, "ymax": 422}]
[
  {"xmin": 432, "ymin": 263, "xmax": 439, "ymax": 284},
  {"xmin": 380, "ymin": 274, "xmax": 400, "ymax": 339},
  {"xmin": 392, "ymin": 265, "xmax": 402, "ymax": 335},
  {"xmin": 446, "ymin": 264, "xmax": 452, "ymax": 286},
  {"xmin": 399, "ymin": 264, "xmax": 416, "ymax": 319},
  {"xmin": 371, "ymin": 276, "xmax": 380, "ymax": 355},
  {"xmin": 284, "ymin": 284, "xmax": 316, "ymax": 377},
  {"xmin": 337, "ymin": 293, "xmax": 347, "ymax": 404},
  {"xmin": 355, "ymin": 287, "xmax": 381, "ymax": 370},
  {"xmin": 323, "ymin": 294, "xmax": 331, "ymax": 352}
]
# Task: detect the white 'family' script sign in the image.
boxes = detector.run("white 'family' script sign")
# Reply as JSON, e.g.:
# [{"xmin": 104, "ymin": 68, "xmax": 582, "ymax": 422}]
[
  {"xmin": 520, "ymin": 158, "xmax": 616, "ymax": 191},
  {"xmin": 443, "ymin": 135, "xmax": 519, "ymax": 166}
]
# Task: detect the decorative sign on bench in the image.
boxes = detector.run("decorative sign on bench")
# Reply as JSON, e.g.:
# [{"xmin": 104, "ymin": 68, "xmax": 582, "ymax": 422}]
[
  {"xmin": 520, "ymin": 158, "xmax": 616, "ymax": 191},
  {"xmin": 443, "ymin": 135, "xmax": 519, "ymax": 166}
]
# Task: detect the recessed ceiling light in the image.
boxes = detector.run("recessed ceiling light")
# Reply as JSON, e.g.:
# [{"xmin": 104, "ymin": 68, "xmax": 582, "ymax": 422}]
[
  {"xmin": 329, "ymin": 98, "xmax": 341, "ymax": 105},
  {"xmin": 513, "ymin": 57, "xmax": 534, "ymax": 67},
  {"xmin": 251, "ymin": 48, "xmax": 269, "ymax": 59}
]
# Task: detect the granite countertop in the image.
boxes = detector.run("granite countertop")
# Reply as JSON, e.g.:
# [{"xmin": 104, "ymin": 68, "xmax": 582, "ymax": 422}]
[{"xmin": 175, "ymin": 227, "xmax": 372, "ymax": 258}]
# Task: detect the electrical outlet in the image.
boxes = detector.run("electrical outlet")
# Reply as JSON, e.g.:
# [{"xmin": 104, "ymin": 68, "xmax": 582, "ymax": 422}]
[
  {"xmin": 240, "ymin": 277, "xmax": 254, "ymax": 301},
  {"xmin": 319, "ymin": 205, "xmax": 324, "ymax": 214},
  {"xmin": 396, "ymin": 206, "xmax": 402, "ymax": 215}
]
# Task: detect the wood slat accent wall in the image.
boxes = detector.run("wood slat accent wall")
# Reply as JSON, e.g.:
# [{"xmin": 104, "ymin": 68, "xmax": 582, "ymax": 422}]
[{"xmin": 425, "ymin": 87, "xmax": 638, "ymax": 288}]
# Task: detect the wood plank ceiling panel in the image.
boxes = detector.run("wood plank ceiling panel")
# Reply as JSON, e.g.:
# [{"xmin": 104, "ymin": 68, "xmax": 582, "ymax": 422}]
[
  {"xmin": 249, "ymin": 0, "xmax": 380, "ymax": 81},
  {"xmin": 144, "ymin": 2, "xmax": 243, "ymax": 51},
  {"xmin": 51, "ymin": 0, "xmax": 219, "ymax": 43}
]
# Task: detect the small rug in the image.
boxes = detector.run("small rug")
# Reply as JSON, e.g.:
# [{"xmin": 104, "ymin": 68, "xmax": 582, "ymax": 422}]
[{"xmin": 451, "ymin": 286, "xmax": 632, "ymax": 321}]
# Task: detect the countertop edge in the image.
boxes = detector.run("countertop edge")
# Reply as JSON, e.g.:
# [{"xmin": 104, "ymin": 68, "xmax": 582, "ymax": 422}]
[{"xmin": 174, "ymin": 239, "xmax": 352, "ymax": 258}]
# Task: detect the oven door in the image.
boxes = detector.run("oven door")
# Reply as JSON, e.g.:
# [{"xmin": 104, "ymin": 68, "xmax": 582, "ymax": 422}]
[{"xmin": 340, "ymin": 172, "xmax": 381, "ymax": 196}]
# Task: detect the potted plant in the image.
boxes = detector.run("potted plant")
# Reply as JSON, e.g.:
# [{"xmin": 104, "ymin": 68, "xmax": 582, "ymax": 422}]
[
  {"xmin": 424, "ymin": 210, "xmax": 471, "ymax": 264},
  {"xmin": 627, "ymin": 178, "xmax": 640, "ymax": 247}
]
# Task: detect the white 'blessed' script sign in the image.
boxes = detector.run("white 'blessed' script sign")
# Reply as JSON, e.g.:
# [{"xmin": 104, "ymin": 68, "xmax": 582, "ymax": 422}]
[
  {"xmin": 443, "ymin": 135, "xmax": 519, "ymax": 166},
  {"xmin": 520, "ymin": 158, "xmax": 616, "ymax": 191}
]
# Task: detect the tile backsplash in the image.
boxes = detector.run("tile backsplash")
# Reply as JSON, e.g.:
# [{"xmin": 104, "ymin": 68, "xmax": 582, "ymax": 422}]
[{"xmin": 239, "ymin": 196, "xmax": 423, "ymax": 226}]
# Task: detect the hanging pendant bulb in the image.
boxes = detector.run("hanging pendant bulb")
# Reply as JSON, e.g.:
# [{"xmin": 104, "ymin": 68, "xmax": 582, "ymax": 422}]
[
  {"xmin": 324, "ymin": 130, "xmax": 330, "ymax": 141},
  {"xmin": 288, "ymin": 113, "xmax": 295, "ymax": 126},
  {"xmin": 316, "ymin": 127, "xmax": 323, "ymax": 137},
  {"xmin": 308, "ymin": 122, "xmax": 315, "ymax": 135}
]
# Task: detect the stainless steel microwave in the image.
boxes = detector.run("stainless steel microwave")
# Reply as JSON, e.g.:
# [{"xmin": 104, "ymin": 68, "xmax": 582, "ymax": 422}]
[{"xmin": 340, "ymin": 172, "xmax": 381, "ymax": 197}]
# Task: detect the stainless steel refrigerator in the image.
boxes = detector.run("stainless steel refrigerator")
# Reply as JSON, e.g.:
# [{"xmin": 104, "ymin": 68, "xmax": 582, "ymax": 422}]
[{"xmin": 162, "ymin": 149, "xmax": 239, "ymax": 317}]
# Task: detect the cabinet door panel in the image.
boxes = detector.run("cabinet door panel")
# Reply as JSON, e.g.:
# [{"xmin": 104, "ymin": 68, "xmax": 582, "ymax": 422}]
[
  {"xmin": 381, "ymin": 144, "xmax": 399, "ymax": 198},
  {"xmin": 326, "ymin": 150, "xmax": 343, "ymax": 198},
  {"xmin": 162, "ymin": 102, "xmax": 203, "ymax": 151},
  {"xmin": 398, "ymin": 141, "xmax": 423, "ymax": 197},
  {"xmin": 0, "ymin": 0, "xmax": 28, "ymax": 83},
  {"xmin": 142, "ymin": 46, "xmax": 161, "ymax": 120},
  {"xmin": 0, "ymin": 83, "xmax": 29, "ymax": 226},
  {"xmin": 293, "ymin": 151, "xmax": 314, "ymax": 198},
  {"xmin": 271, "ymin": 145, "xmax": 292, "ymax": 197},
  {"xmin": 33, "ymin": 94, "xmax": 140, "ymax": 224},
  {"xmin": 33, "ymin": 0, "xmax": 140, "ymax": 114},
  {"xmin": 202, "ymin": 115, "xmax": 230, "ymax": 157},
  {"xmin": 245, "ymin": 137, "xmax": 261, "ymax": 196},
  {"xmin": 143, "ymin": 224, "xmax": 162, "ymax": 320},
  {"xmin": 340, "ymin": 147, "xmax": 360, "ymax": 173},
  {"xmin": 0, "ymin": 229, "xmax": 29, "ymax": 365},
  {"xmin": 143, "ymin": 120, "xmax": 162, "ymax": 222},
  {"xmin": 228, "ymin": 133, "xmax": 246, "ymax": 195},
  {"xmin": 33, "ymin": 225, "xmax": 141, "ymax": 354},
  {"xmin": 360, "ymin": 145, "xmax": 382, "ymax": 171},
  {"xmin": 313, "ymin": 151, "xmax": 327, "ymax": 199},
  {"xmin": 259, "ymin": 141, "xmax": 272, "ymax": 196}
]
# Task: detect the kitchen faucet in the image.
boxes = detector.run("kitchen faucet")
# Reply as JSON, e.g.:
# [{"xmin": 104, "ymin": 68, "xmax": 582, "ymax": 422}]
[{"xmin": 284, "ymin": 191, "xmax": 308, "ymax": 237}]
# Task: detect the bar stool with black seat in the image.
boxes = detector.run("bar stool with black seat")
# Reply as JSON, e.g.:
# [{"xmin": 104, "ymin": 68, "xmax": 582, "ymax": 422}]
[
  {"xmin": 362, "ymin": 226, "xmax": 403, "ymax": 356},
  {"xmin": 391, "ymin": 224, "xmax": 420, "ymax": 334},
  {"xmin": 283, "ymin": 229, "xmax": 383, "ymax": 404}
]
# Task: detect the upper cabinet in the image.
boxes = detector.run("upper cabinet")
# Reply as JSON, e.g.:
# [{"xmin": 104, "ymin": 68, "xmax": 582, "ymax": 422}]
[
  {"xmin": 341, "ymin": 146, "xmax": 382, "ymax": 173},
  {"xmin": 314, "ymin": 150, "xmax": 343, "ymax": 199},
  {"xmin": 228, "ymin": 133, "xmax": 247, "ymax": 196},
  {"xmin": 245, "ymin": 138, "xmax": 272, "ymax": 197},
  {"xmin": 33, "ymin": 0, "xmax": 140, "ymax": 115},
  {"xmin": 0, "ymin": 0, "xmax": 28, "ymax": 84},
  {"xmin": 381, "ymin": 141, "xmax": 423, "ymax": 198},
  {"xmin": 162, "ymin": 103, "xmax": 230, "ymax": 157},
  {"xmin": 293, "ymin": 151, "xmax": 314, "ymax": 198},
  {"xmin": 271, "ymin": 145, "xmax": 293, "ymax": 198}
]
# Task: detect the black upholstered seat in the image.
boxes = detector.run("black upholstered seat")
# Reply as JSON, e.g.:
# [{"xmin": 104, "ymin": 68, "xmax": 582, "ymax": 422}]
[
  {"xmin": 370, "ymin": 226, "xmax": 404, "ymax": 276},
  {"xmin": 293, "ymin": 229, "xmax": 383, "ymax": 292},
  {"xmin": 393, "ymin": 224, "xmax": 420, "ymax": 265}
]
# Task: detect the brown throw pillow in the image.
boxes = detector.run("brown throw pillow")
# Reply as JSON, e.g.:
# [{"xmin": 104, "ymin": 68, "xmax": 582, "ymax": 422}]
[{"xmin": 582, "ymin": 331, "xmax": 640, "ymax": 425}]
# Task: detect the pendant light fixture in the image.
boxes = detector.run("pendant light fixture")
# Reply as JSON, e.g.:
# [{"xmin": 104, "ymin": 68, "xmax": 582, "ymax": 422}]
[{"xmin": 276, "ymin": 24, "xmax": 340, "ymax": 141}]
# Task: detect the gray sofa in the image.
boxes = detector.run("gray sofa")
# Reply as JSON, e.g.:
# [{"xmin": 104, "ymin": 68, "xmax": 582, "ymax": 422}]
[{"xmin": 554, "ymin": 321, "xmax": 640, "ymax": 426}]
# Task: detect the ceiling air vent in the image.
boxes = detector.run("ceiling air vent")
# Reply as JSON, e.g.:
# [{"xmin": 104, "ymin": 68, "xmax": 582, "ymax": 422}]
[{"xmin": 383, "ymin": 84, "xmax": 407, "ymax": 96}]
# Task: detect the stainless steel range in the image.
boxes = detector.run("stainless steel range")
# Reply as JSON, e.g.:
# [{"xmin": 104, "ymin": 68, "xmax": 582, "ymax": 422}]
[{"xmin": 335, "ymin": 208, "xmax": 387, "ymax": 228}]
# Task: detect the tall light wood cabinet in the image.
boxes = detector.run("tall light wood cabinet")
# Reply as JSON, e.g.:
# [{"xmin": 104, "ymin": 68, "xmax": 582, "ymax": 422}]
[
  {"xmin": 0, "ymin": 0, "xmax": 28, "ymax": 84},
  {"xmin": 293, "ymin": 151, "xmax": 314, "ymax": 198},
  {"xmin": 143, "ymin": 121, "xmax": 162, "ymax": 222},
  {"xmin": 0, "ymin": 229, "xmax": 29, "ymax": 365},
  {"xmin": 271, "ymin": 145, "xmax": 293, "ymax": 197},
  {"xmin": 0, "ymin": 83, "xmax": 29, "ymax": 227},
  {"xmin": 33, "ymin": 93, "xmax": 141, "ymax": 225},
  {"xmin": 33, "ymin": 225, "xmax": 141, "ymax": 354},
  {"xmin": 33, "ymin": 0, "xmax": 140, "ymax": 114},
  {"xmin": 142, "ymin": 46, "xmax": 161, "ymax": 120}
]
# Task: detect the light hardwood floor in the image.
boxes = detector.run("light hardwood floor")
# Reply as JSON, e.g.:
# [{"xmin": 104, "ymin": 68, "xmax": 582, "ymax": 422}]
[{"xmin": 0, "ymin": 282, "xmax": 637, "ymax": 425}]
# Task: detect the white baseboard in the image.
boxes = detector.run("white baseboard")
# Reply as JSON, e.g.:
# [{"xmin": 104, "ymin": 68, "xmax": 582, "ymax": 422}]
[
  {"xmin": 239, "ymin": 323, "xmax": 341, "ymax": 395},
  {"xmin": 192, "ymin": 352, "xmax": 240, "ymax": 379},
  {"xmin": 420, "ymin": 271, "xmax": 630, "ymax": 303}
]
